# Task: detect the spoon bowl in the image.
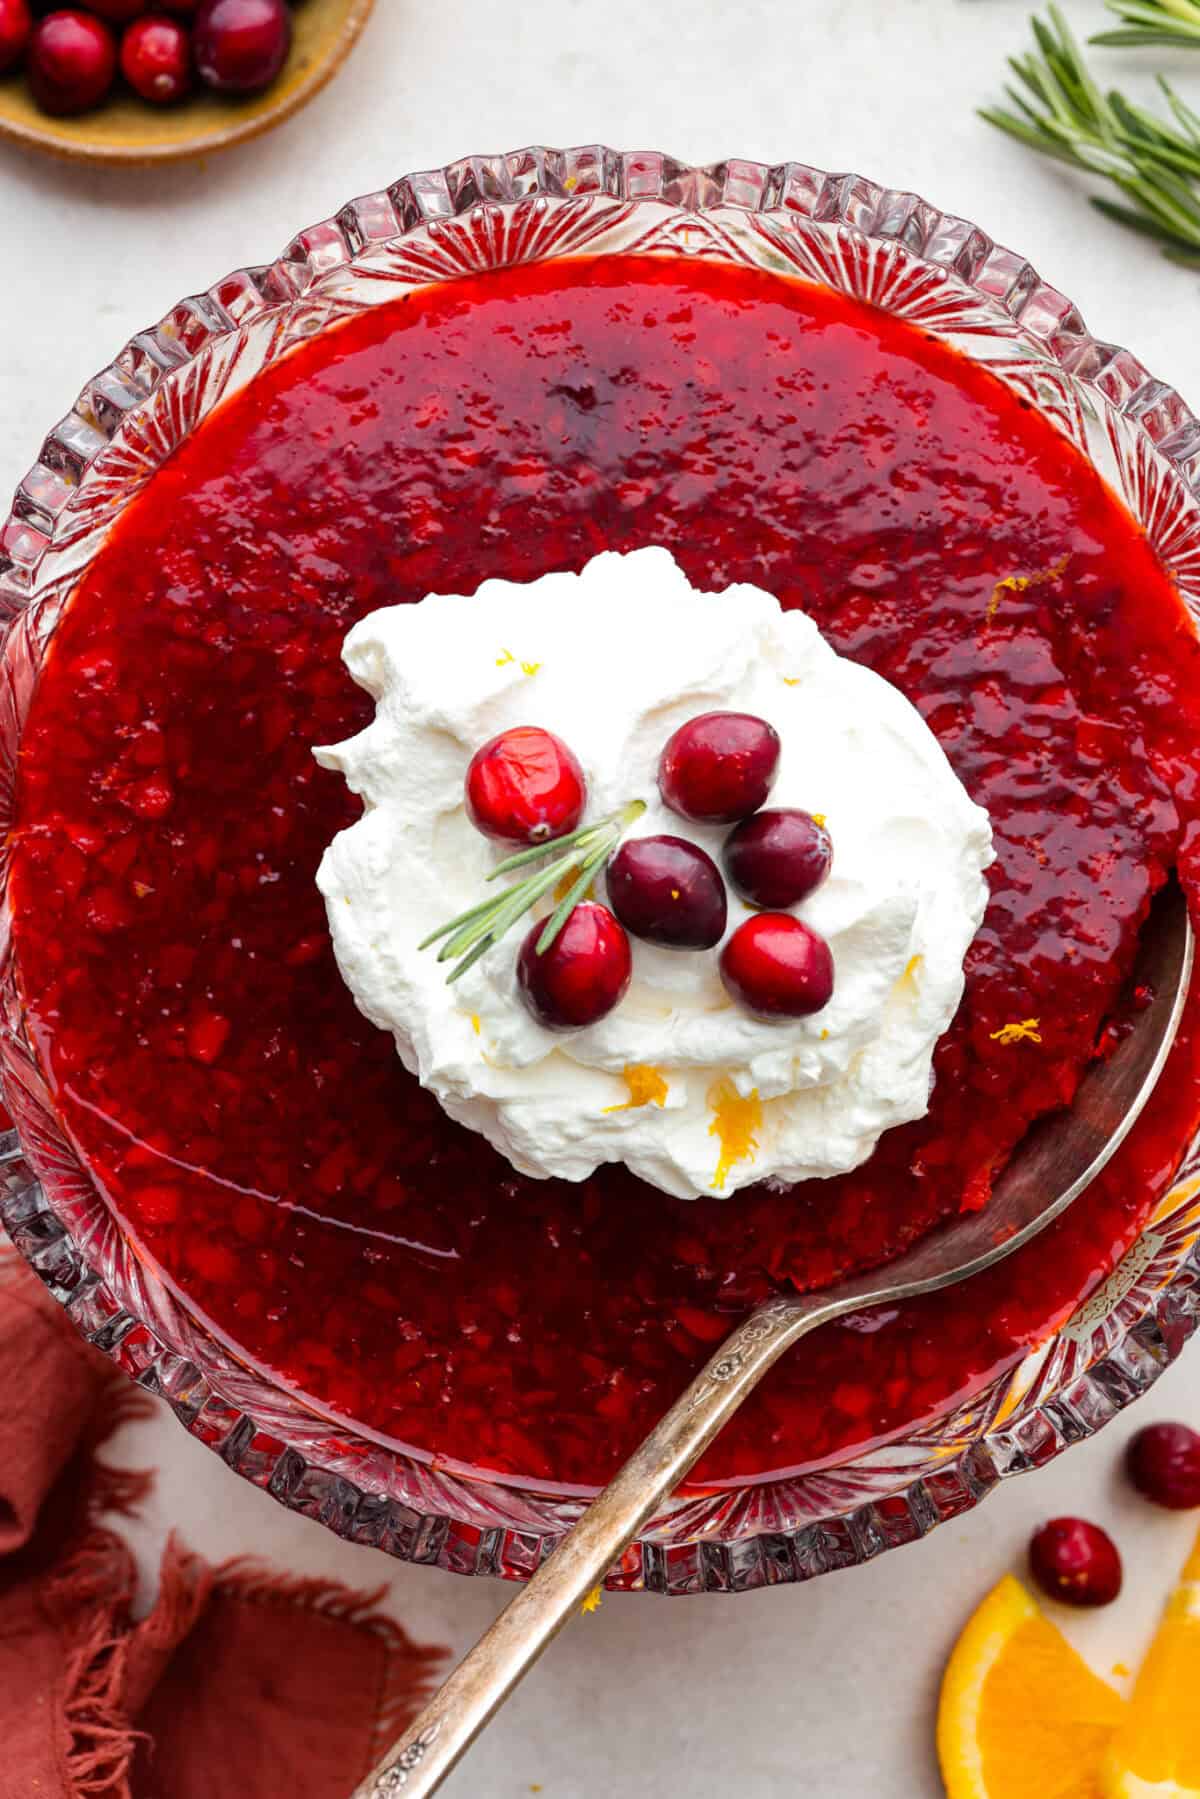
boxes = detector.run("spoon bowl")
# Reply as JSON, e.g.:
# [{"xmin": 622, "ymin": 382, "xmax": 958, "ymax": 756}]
[{"xmin": 356, "ymin": 875, "xmax": 1193, "ymax": 1798}]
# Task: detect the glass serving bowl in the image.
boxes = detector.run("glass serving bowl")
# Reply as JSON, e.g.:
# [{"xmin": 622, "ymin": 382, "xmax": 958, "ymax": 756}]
[{"xmin": 3, "ymin": 148, "xmax": 1200, "ymax": 1598}]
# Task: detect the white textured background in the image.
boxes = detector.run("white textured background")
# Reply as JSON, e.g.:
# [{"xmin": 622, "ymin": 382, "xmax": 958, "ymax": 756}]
[{"xmin": 4, "ymin": 1, "xmax": 1200, "ymax": 1793}]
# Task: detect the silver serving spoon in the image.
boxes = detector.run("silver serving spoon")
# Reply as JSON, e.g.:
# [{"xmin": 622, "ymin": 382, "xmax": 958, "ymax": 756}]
[{"xmin": 352, "ymin": 878, "xmax": 1192, "ymax": 1799}]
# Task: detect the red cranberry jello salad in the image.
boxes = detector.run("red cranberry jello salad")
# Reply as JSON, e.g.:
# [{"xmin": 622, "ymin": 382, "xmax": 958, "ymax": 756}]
[{"xmin": 10, "ymin": 252, "xmax": 1200, "ymax": 1490}]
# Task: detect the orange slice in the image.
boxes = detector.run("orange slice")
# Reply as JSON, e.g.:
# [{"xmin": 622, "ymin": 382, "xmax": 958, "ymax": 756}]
[
  {"xmin": 1102, "ymin": 1526, "xmax": 1200, "ymax": 1799},
  {"xmin": 938, "ymin": 1574, "xmax": 1125, "ymax": 1799}
]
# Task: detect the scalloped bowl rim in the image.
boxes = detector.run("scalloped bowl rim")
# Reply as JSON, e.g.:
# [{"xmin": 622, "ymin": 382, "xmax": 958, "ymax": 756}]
[{"xmin": 1, "ymin": 147, "xmax": 1200, "ymax": 1595}]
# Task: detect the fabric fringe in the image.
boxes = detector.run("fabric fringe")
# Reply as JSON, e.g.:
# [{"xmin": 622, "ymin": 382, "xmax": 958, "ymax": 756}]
[
  {"xmin": 0, "ymin": 1235, "xmax": 449, "ymax": 1785},
  {"xmin": 41, "ymin": 1527, "xmax": 142, "ymax": 1799},
  {"xmin": 213, "ymin": 1559, "xmax": 448, "ymax": 1761}
]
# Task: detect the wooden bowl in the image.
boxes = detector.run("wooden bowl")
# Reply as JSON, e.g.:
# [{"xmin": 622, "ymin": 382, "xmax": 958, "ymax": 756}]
[{"xmin": 0, "ymin": 0, "xmax": 375, "ymax": 167}]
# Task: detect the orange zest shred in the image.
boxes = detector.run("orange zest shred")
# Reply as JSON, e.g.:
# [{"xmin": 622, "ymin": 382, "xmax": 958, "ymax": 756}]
[
  {"xmin": 708, "ymin": 1078, "xmax": 762, "ymax": 1191},
  {"xmin": 470, "ymin": 1014, "xmax": 481, "ymax": 1036},
  {"xmin": 985, "ymin": 552, "xmax": 1070, "ymax": 624},
  {"xmin": 580, "ymin": 1586, "xmax": 603, "ymax": 1615},
  {"xmin": 604, "ymin": 1064, "xmax": 669, "ymax": 1113},
  {"xmin": 811, "ymin": 812, "xmax": 827, "ymax": 827},
  {"xmin": 520, "ymin": 659, "xmax": 541, "ymax": 676},
  {"xmin": 990, "ymin": 1019, "xmax": 1043, "ymax": 1046},
  {"xmin": 899, "ymin": 953, "xmax": 923, "ymax": 990},
  {"xmin": 495, "ymin": 648, "xmax": 515, "ymax": 667}
]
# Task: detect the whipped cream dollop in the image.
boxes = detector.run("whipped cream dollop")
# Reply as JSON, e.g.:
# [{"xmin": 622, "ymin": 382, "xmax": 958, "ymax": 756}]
[{"xmin": 315, "ymin": 549, "xmax": 994, "ymax": 1200}]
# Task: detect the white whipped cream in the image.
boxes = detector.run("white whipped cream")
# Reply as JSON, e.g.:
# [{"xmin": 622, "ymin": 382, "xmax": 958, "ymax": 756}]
[{"xmin": 315, "ymin": 549, "xmax": 994, "ymax": 1200}]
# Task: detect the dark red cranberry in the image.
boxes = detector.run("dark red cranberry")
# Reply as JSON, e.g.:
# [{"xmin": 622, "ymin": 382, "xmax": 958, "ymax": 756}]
[
  {"xmin": 120, "ymin": 14, "xmax": 191, "ymax": 102},
  {"xmin": 0, "ymin": 0, "xmax": 32, "ymax": 73},
  {"xmin": 517, "ymin": 902, "xmax": 632, "ymax": 1030},
  {"xmin": 1125, "ymin": 1421, "xmax": 1200, "ymax": 1510},
  {"xmin": 87, "ymin": 0, "xmax": 146, "ymax": 21},
  {"xmin": 723, "ymin": 808, "xmax": 832, "ymax": 910},
  {"xmin": 719, "ymin": 914, "xmax": 834, "ymax": 1020},
  {"xmin": 607, "ymin": 835, "xmax": 727, "ymax": 950},
  {"xmin": 658, "ymin": 711, "xmax": 780, "ymax": 824},
  {"xmin": 1028, "ymin": 1518, "xmax": 1122, "ymax": 1608},
  {"xmin": 28, "ymin": 10, "xmax": 116, "ymax": 113},
  {"xmin": 465, "ymin": 726, "xmax": 586, "ymax": 846},
  {"xmin": 193, "ymin": 0, "xmax": 290, "ymax": 94}
]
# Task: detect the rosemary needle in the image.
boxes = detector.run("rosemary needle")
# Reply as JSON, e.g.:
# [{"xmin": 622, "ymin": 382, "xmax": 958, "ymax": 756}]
[
  {"xmin": 980, "ymin": 3, "xmax": 1200, "ymax": 267},
  {"xmin": 1093, "ymin": 0, "xmax": 1200, "ymax": 51}
]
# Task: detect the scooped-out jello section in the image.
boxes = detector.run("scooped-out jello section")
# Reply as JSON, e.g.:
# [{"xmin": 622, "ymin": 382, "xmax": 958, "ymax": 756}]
[
  {"xmin": 316, "ymin": 547, "xmax": 994, "ymax": 1199},
  {"xmin": 10, "ymin": 251, "xmax": 1200, "ymax": 1488}
]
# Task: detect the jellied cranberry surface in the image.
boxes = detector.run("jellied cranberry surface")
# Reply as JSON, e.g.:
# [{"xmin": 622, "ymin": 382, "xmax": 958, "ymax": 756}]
[
  {"xmin": 723, "ymin": 808, "xmax": 832, "ymax": 910},
  {"xmin": 12, "ymin": 256, "xmax": 1200, "ymax": 1492},
  {"xmin": 607, "ymin": 835, "xmax": 727, "ymax": 949},
  {"xmin": 658, "ymin": 711, "xmax": 780, "ymax": 824},
  {"xmin": 517, "ymin": 901, "xmax": 632, "ymax": 1030}
]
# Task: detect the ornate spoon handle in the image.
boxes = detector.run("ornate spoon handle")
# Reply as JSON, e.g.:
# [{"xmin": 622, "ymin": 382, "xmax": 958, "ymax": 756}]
[{"xmin": 351, "ymin": 1288, "xmax": 850, "ymax": 1798}]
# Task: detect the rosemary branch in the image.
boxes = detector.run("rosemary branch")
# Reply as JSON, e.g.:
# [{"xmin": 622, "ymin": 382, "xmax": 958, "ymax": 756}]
[
  {"xmin": 1093, "ymin": 0, "xmax": 1200, "ymax": 50},
  {"xmin": 420, "ymin": 800, "xmax": 645, "ymax": 984},
  {"xmin": 980, "ymin": 4, "xmax": 1200, "ymax": 266}
]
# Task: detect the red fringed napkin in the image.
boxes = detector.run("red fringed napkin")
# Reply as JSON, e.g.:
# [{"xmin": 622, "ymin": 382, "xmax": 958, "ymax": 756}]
[{"xmin": 0, "ymin": 1246, "xmax": 446, "ymax": 1799}]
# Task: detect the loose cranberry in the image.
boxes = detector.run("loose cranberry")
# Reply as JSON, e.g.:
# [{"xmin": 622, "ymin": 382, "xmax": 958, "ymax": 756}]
[
  {"xmin": 517, "ymin": 901, "xmax": 632, "ymax": 1030},
  {"xmin": 719, "ymin": 913, "xmax": 834, "ymax": 1019},
  {"xmin": 0, "ymin": 0, "xmax": 32, "ymax": 74},
  {"xmin": 87, "ymin": 0, "xmax": 146, "ymax": 21},
  {"xmin": 28, "ymin": 10, "xmax": 116, "ymax": 113},
  {"xmin": 607, "ymin": 835, "xmax": 727, "ymax": 950},
  {"xmin": 1028, "ymin": 1518, "xmax": 1123, "ymax": 1608},
  {"xmin": 1126, "ymin": 1421, "xmax": 1200, "ymax": 1510},
  {"xmin": 193, "ymin": 0, "xmax": 290, "ymax": 94},
  {"xmin": 465, "ymin": 726, "xmax": 586, "ymax": 846},
  {"xmin": 658, "ymin": 711, "xmax": 780, "ymax": 824},
  {"xmin": 723, "ymin": 808, "xmax": 832, "ymax": 910},
  {"xmin": 120, "ymin": 14, "xmax": 191, "ymax": 102}
]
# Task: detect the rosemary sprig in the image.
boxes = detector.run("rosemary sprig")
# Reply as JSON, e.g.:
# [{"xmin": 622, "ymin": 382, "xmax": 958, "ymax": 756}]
[
  {"xmin": 980, "ymin": 4, "xmax": 1200, "ymax": 266},
  {"xmin": 420, "ymin": 800, "xmax": 645, "ymax": 984},
  {"xmin": 1093, "ymin": 0, "xmax": 1200, "ymax": 50}
]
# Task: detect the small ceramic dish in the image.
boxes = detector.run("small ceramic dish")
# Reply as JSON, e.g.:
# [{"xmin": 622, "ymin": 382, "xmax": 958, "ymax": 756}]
[{"xmin": 0, "ymin": 0, "xmax": 374, "ymax": 167}]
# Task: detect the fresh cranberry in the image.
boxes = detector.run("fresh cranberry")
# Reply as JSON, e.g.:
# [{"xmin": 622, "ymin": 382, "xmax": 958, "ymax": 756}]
[
  {"xmin": 465, "ymin": 726, "xmax": 586, "ymax": 846},
  {"xmin": 28, "ymin": 10, "xmax": 116, "ymax": 111},
  {"xmin": 0, "ymin": 0, "xmax": 31, "ymax": 73},
  {"xmin": 86, "ymin": 0, "xmax": 146, "ymax": 21},
  {"xmin": 193, "ymin": 0, "xmax": 290, "ymax": 93},
  {"xmin": 1125, "ymin": 1421, "xmax": 1200, "ymax": 1510},
  {"xmin": 607, "ymin": 835, "xmax": 727, "ymax": 950},
  {"xmin": 719, "ymin": 913, "xmax": 834, "ymax": 1020},
  {"xmin": 1028, "ymin": 1518, "xmax": 1123, "ymax": 1607},
  {"xmin": 120, "ymin": 14, "xmax": 191, "ymax": 102},
  {"xmin": 517, "ymin": 901, "xmax": 632, "ymax": 1030},
  {"xmin": 658, "ymin": 712, "xmax": 780, "ymax": 824},
  {"xmin": 723, "ymin": 808, "xmax": 832, "ymax": 910}
]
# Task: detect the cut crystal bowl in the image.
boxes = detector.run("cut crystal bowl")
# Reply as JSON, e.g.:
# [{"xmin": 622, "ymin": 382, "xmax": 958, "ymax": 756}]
[{"xmin": 2, "ymin": 148, "xmax": 1200, "ymax": 1596}]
